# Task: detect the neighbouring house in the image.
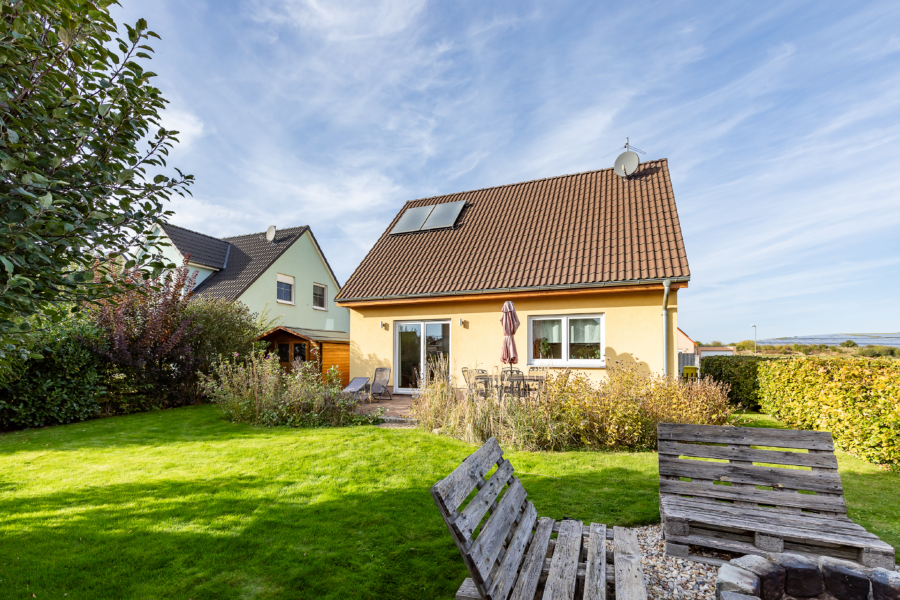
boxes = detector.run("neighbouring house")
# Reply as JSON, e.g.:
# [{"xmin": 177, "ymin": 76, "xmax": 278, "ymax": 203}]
[
  {"xmin": 146, "ymin": 222, "xmax": 350, "ymax": 338},
  {"xmin": 677, "ymin": 327, "xmax": 696, "ymax": 353},
  {"xmin": 256, "ymin": 326, "xmax": 350, "ymax": 386},
  {"xmin": 335, "ymin": 160, "xmax": 691, "ymax": 393},
  {"xmin": 697, "ymin": 346, "xmax": 736, "ymax": 358}
]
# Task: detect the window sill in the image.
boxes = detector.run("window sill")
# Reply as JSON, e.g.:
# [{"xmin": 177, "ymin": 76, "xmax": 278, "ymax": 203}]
[
  {"xmin": 276, "ymin": 300, "xmax": 295, "ymax": 306},
  {"xmin": 313, "ymin": 306, "xmax": 327, "ymax": 311}
]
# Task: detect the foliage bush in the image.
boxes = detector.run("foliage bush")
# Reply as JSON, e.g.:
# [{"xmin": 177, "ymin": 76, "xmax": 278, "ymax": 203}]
[
  {"xmin": 758, "ymin": 357, "xmax": 900, "ymax": 466},
  {"xmin": 0, "ymin": 320, "xmax": 105, "ymax": 429},
  {"xmin": 202, "ymin": 351, "xmax": 378, "ymax": 428},
  {"xmin": 700, "ymin": 355, "xmax": 777, "ymax": 409},
  {"xmin": 89, "ymin": 263, "xmax": 199, "ymax": 412},
  {"xmin": 184, "ymin": 297, "xmax": 277, "ymax": 374},
  {"xmin": 858, "ymin": 345, "xmax": 898, "ymax": 358},
  {"xmin": 735, "ymin": 340, "xmax": 755, "ymax": 351},
  {"xmin": 841, "ymin": 340, "xmax": 859, "ymax": 348},
  {"xmin": 413, "ymin": 359, "xmax": 732, "ymax": 451}
]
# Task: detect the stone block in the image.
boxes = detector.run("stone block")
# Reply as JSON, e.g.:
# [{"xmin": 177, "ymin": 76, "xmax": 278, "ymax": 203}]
[
  {"xmin": 818, "ymin": 556, "xmax": 870, "ymax": 600},
  {"xmin": 859, "ymin": 547, "xmax": 897, "ymax": 570},
  {"xmin": 769, "ymin": 553, "xmax": 824, "ymax": 598},
  {"xmin": 665, "ymin": 518, "xmax": 690, "ymax": 537},
  {"xmin": 721, "ymin": 593, "xmax": 763, "ymax": 600},
  {"xmin": 717, "ymin": 564, "xmax": 762, "ymax": 600},
  {"xmin": 871, "ymin": 568, "xmax": 900, "ymax": 600},
  {"xmin": 666, "ymin": 542, "xmax": 690, "ymax": 557},
  {"xmin": 732, "ymin": 554, "xmax": 786, "ymax": 600},
  {"xmin": 755, "ymin": 532, "xmax": 784, "ymax": 552}
]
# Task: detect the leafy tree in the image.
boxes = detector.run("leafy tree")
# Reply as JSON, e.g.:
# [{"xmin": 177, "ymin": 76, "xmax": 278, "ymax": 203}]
[{"xmin": 0, "ymin": 1, "xmax": 192, "ymax": 348}]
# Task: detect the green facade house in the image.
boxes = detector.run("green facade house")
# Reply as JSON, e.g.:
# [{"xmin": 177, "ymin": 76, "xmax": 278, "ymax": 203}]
[{"xmin": 147, "ymin": 223, "xmax": 350, "ymax": 335}]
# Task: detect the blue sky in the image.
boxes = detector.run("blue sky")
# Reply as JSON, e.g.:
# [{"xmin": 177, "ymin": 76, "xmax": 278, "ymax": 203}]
[{"xmin": 112, "ymin": 1, "xmax": 900, "ymax": 344}]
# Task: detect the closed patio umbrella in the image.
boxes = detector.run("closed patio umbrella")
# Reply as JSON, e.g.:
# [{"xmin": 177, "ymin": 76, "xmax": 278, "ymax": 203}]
[{"xmin": 500, "ymin": 301, "xmax": 520, "ymax": 375}]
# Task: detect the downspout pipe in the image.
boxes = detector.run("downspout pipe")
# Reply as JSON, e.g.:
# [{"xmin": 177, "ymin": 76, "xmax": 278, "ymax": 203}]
[{"xmin": 661, "ymin": 279, "xmax": 672, "ymax": 377}]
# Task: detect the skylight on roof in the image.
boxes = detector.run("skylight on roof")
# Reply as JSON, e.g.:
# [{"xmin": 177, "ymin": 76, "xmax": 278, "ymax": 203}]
[{"xmin": 390, "ymin": 200, "xmax": 466, "ymax": 235}]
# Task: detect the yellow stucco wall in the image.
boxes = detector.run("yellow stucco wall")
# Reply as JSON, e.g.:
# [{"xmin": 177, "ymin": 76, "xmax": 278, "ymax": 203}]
[{"xmin": 345, "ymin": 289, "xmax": 678, "ymax": 389}]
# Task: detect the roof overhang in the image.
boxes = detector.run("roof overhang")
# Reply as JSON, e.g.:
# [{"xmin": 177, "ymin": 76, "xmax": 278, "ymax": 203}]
[
  {"xmin": 336, "ymin": 276, "xmax": 689, "ymax": 308},
  {"xmin": 256, "ymin": 326, "xmax": 350, "ymax": 344}
]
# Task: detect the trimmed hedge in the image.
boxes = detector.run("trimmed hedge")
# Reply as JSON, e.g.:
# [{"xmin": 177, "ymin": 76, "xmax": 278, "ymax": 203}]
[
  {"xmin": 700, "ymin": 355, "xmax": 777, "ymax": 409},
  {"xmin": 758, "ymin": 357, "xmax": 900, "ymax": 466}
]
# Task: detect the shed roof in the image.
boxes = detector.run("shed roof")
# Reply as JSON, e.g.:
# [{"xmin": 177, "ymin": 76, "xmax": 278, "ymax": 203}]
[
  {"xmin": 257, "ymin": 326, "xmax": 349, "ymax": 344},
  {"xmin": 337, "ymin": 159, "xmax": 690, "ymax": 303}
]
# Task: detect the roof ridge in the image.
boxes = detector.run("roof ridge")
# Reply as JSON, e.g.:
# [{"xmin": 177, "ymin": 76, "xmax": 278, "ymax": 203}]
[
  {"xmin": 161, "ymin": 221, "xmax": 230, "ymax": 245},
  {"xmin": 402, "ymin": 158, "xmax": 669, "ymax": 205},
  {"xmin": 221, "ymin": 225, "xmax": 309, "ymax": 242}
]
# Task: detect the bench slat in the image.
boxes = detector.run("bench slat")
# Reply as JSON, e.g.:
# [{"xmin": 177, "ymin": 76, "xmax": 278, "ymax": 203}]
[
  {"xmin": 510, "ymin": 517, "xmax": 555, "ymax": 600},
  {"xmin": 543, "ymin": 519, "xmax": 583, "ymax": 600},
  {"xmin": 434, "ymin": 437, "xmax": 503, "ymax": 514},
  {"xmin": 614, "ymin": 526, "xmax": 647, "ymax": 600},
  {"xmin": 454, "ymin": 459, "xmax": 515, "ymax": 542},
  {"xmin": 658, "ymin": 441, "xmax": 839, "ymax": 469},
  {"xmin": 489, "ymin": 501, "xmax": 537, "ymax": 600},
  {"xmin": 584, "ymin": 523, "xmax": 607, "ymax": 600},
  {"xmin": 659, "ymin": 456, "xmax": 843, "ymax": 494},
  {"xmin": 663, "ymin": 496, "xmax": 872, "ymax": 536},
  {"xmin": 659, "ymin": 478, "xmax": 847, "ymax": 513},
  {"xmin": 468, "ymin": 478, "xmax": 527, "ymax": 577},
  {"xmin": 662, "ymin": 499, "xmax": 893, "ymax": 550},
  {"xmin": 658, "ymin": 424, "xmax": 834, "ymax": 451}
]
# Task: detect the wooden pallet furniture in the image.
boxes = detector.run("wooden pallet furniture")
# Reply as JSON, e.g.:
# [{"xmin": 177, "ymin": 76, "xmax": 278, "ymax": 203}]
[
  {"xmin": 657, "ymin": 423, "xmax": 896, "ymax": 569},
  {"xmin": 432, "ymin": 437, "xmax": 648, "ymax": 600}
]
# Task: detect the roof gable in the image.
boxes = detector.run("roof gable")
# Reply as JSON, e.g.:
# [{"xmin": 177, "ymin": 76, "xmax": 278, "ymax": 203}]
[
  {"xmin": 337, "ymin": 159, "xmax": 690, "ymax": 302},
  {"xmin": 159, "ymin": 223, "xmax": 231, "ymax": 270},
  {"xmin": 194, "ymin": 226, "xmax": 309, "ymax": 301}
]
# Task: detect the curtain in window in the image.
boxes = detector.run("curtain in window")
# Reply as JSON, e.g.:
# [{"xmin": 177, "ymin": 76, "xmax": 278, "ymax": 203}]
[
  {"xmin": 533, "ymin": 319, "xmax": 562, "ymax": 343},
  {"xmin": 569, "ymin": 318, "xmax": 602, "ymax": 343}
]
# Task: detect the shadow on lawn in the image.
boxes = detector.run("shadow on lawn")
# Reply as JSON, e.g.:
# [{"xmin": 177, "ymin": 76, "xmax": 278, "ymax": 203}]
[{"xmin": 0, "ymin": 466, "xmax": 661, "ymax": 599}]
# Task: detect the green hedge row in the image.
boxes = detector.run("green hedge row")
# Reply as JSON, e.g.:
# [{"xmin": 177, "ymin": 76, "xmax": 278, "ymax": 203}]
[
  {"xmin": 699, "ymin": 355, "xmax": 777, "ymax": 409},
  {"xmin": 758, "ymin": 357, "xmax": 900, "ymax": 466}
]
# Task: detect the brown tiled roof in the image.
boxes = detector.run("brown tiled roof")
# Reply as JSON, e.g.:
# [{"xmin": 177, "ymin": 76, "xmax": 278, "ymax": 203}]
[
  {"xmin": 160, "ymin": 222, "xmax": 231, "ymax": 269},
  {"xmin": 194, "ymin": 226, "xmax": 309, "ymax": 301},
  {"xmin": 337, "ymin": 159, "xmax": 690, "ymax": 302}
]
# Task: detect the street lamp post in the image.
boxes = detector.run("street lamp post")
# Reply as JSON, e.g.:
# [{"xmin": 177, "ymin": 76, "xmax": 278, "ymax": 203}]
[{"xmin": 752, "ymin": 325, "xmax": 757, "ymax": 355}]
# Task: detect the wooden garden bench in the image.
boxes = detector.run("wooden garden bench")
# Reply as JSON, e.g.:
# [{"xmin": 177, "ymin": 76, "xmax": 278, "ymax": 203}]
[
  {"xmin": 432, "ymin": 437, "xmax": 648, "ymax": 600},
  {"xmin": 657, "ymin": 423, "xmax": 896, "ymax": 569}
]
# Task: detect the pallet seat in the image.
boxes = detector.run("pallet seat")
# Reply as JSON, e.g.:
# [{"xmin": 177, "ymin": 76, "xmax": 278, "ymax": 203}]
[
  {"xmin": 657, "ymin": 423, "xmax": 895, "ymax": 569},
  {"xmin": 432, "ymin": 437, "xmax": 648, "ymax": 600}
]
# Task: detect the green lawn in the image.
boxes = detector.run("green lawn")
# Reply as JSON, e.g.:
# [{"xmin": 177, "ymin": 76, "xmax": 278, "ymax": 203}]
[{"xmin": 0, "ymin": 407, "xmax": 897, "ymax": 600}]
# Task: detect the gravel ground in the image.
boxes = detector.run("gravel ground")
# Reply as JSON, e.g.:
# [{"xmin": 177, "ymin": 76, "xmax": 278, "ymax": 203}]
[{"xmin": 632, "ymin": 525, "xmax": 726, "ymax": 600}]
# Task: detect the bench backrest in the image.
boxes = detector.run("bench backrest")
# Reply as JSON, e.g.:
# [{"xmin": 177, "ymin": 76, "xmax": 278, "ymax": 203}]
[
  {"xmin": 431, "ymin": 438, "xmax": 537, "ymax": 600},
  {"xmin": 657, "ymin": 423, "xmax": 846, "ymax": 515}
]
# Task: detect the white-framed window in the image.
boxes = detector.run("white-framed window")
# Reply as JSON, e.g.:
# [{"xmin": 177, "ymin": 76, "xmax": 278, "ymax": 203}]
[
  {"xmin": 528, "ymin": 313, "xmax": 605, "ymax": 368},
  {"xmin": 312, "ymin": 283, "xmax": 327, "ymax": 310},
  {"xmin": 276, "ymin": 274, "xmax": 295, "ymax": 304}
]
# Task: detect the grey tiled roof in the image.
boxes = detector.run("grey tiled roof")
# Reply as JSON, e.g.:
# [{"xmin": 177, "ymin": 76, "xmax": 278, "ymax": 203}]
[
  {"xmin": 160, "ymin": 223, "xmax": 231, "ymax": 269},
  {"xmin": 193, "ymin": 226, "xmax": 309, "ymax": 301}
]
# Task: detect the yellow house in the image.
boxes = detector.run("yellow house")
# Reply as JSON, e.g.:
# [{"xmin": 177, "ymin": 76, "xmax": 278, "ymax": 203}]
[{"xmin": 336, "ymin": 159, "xmax": 690, "ymax": 393}]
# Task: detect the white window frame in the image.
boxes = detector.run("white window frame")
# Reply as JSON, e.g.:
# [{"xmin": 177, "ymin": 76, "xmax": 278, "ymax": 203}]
[
  {"xmin": 276, "ymin": 274, "xmax": 295, "ymax": 305},
  {"xmin": 527, "ymin": 313, "xmax": 605, "ymax": 368},
  {"xmin": 312, "ymin": 283, "xmax": 328, "ymax": 311},
  {"xmin": 393, "ymin": 319, "xmax": 452, "ymax": 393}
]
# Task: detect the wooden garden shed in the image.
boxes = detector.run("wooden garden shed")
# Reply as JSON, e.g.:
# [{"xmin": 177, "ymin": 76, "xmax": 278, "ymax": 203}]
[{"xmin": 256, "ymin": 326, "xmax": 350, "ymax": 387}]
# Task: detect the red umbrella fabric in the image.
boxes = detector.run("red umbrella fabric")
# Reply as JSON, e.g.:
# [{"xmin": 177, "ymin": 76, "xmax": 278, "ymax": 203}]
[{"xmin": 500, "ymin": 301, "xmax": 520, "ymax": 365}]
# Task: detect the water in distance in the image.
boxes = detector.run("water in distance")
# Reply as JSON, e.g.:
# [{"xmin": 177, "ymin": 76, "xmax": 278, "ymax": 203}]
[{"xmin": 756, "ymin": 333, "xmax": 900, "ymax": 348}]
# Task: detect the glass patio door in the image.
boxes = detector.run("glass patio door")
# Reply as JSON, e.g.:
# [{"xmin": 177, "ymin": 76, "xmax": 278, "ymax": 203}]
[{"xmin": 395, "ymin": 321, "xmax": 450, "ymax": 393}]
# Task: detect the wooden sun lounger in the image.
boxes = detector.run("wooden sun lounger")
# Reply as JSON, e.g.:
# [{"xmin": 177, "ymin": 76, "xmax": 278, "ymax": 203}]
[
  {"xmin": 432, "ymin": 438, "xmax": 648, "ymax": 600},
  {"xmin": 657, "ymin": 423, "xmax": 896, "ymax": 569}
]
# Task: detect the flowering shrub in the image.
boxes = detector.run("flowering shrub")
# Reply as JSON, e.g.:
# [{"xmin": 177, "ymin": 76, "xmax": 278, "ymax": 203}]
[
  {"xmin": 201, "ymin": 351, "xmax": 380, "ymax": 427},
  {"xmin": 413, "ymin": 359, "xmax": 732, "ymax": 451}
]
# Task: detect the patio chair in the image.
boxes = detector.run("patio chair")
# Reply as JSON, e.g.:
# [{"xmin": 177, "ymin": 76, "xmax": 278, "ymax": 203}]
[
  {"xmin": 472, "ymin": 374, "xmax": 492, "ymax": 398},
  {"xmin": 432, "ymin": 437, "xmax": 648, "ymax": 600},
  {"xmin": 343, "ymin": 377, "xmax": 369, "ymax": 401},
  {"xmin": 462, "ymin": 368, "xmax": 487, "ymax": 388},
  {"xmin": 370, "ymin": 367, "xmax": 392, "ymax": 400}
]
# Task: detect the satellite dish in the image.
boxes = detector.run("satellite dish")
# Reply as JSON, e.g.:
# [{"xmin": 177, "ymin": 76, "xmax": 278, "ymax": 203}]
[
  {"xmin": 614, "ymin": 151, "xmax": 640, "ymax": 178},
  {"xmin": 266, "ymin": 225, "xmax": 277, "ymax": 242}
]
